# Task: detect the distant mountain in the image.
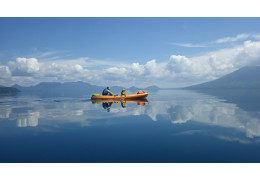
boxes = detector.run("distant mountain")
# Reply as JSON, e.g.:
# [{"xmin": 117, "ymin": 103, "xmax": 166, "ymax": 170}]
[
  {"xmin": 0, "ymin": 86, "xmax": 20, "ymax": 94},
  {"xmin": 186, "ymin": 66, "xmax": 260, "ymax": 89},
  {"xmin": 13, "ymin": 81, "xmax": 103, "ymax": 97},
  {"xmin": 127, "ymin": 85, "xmax": 160, "ymax": 92},
  {"xmin": 145, "ymin": 85, "xmax": 160, "ymax": 91},
  {"xmin": 11, "ymin": 81, "xmax": 160, "ymax": 97}
]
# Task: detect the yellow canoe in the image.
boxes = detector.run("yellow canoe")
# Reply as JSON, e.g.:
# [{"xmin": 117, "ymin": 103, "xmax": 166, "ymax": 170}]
[
  {"xmin": 91, "ymin": 99, "xmax": 148, "ymax": 106},
  {"xmin": 91, "ymin": 92, "xmax": 148, "ymax": 100},
  {"xmin": 91, "ymin": 99, "xmax": 148, "ymax": 103}
]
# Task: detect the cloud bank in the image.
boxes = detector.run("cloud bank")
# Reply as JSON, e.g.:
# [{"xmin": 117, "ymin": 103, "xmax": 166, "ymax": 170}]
[{"xmin": 1, "ymin": 34, "xmax": 260, "ymax": 87}]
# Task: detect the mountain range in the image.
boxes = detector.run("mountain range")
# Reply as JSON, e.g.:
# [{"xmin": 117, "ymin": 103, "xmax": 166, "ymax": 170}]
[
  {"xmin": 185, "ymin": 66, "xmax": 260, "ymax": 89},
  {"xmin": 184, "ymin": 66, "xmax": 260, "ymax": 111},
  {"xmin": 10, "ymin": 82, "xmax": 159, "ymax": 97},
  {"xmin": 0, "ymin": 86, "xmax": 20, "ymax": 94}
]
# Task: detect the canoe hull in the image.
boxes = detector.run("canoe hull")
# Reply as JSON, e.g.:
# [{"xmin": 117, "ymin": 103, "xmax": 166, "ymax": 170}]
[
  {"xmin": 91, "ymin": 99, "xmax": 148, "ymax": 103},
  {"xmin": 91, "ymin": 93, "xmax": 148, "ymax": 100}
]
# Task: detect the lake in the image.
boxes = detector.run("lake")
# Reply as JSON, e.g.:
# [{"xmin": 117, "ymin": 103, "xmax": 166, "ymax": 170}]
[{"xmin": 1, "ymin": 89, "xmax": 260, "ymax": 162}]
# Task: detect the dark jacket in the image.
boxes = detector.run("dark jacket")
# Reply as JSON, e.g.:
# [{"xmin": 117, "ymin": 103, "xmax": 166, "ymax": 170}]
[{"xmin": 102, "ymin": 88, "xmax": 113, "ymax": 96}]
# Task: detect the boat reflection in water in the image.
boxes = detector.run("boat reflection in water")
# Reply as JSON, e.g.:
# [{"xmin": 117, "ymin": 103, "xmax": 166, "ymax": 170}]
[{"xmin": 92, "ymin": 99, "xmax": 149, "ymax": 112}]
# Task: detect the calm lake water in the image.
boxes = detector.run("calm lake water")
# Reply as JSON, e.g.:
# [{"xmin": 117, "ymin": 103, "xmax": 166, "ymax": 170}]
[{"xmin": 1, "ymin": 89, "xmax": 260, "ymax": 163}]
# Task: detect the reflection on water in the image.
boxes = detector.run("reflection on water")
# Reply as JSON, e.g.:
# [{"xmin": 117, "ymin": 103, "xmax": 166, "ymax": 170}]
[
  {"xmin": 1, "ymin": 89, "xmax": 260, "ymax": 162},
  {"xmin": 15, "ymin": 111, "xmax": 40, "ymax": 127},
  {"xmin": 0, "ymin": 90, "xmax": 260, "ymax": 139},
  {"xmin": 92, "ymin": 99, "xmax": 149, "ymax": 112}
]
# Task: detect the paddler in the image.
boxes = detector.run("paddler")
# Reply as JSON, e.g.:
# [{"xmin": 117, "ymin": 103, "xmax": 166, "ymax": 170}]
[
  {"xmin": 121, "ymin": 89, "xmax": 126, "ymax": 97},
  {"xmin": 102, "ymin": 86, "xmax": 114, "ymax": 96}
]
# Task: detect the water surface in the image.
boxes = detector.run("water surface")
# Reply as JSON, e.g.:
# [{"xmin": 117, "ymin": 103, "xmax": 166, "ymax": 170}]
[{"xmin": 1, "ymin": 89, "xmax": 260, "ymax": 162}]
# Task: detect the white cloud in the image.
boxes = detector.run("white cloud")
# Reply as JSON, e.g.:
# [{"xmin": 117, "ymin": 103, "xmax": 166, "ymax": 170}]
[
  {"xmin": 167, "ymin": 55, "xmax": 193, "ymax": 74},
  {"xmin": 129, "ymin": 62, "xmax": 145, "ymax": 75},
  {"xmin": 171, "ymin": 42, "xmax": 206, "ymax": 47},
  {"xmin": 39, "ymin": 51, "xmax": 58, "ymax": 57},
  {"xmin": 143, "ymin": 59, "xmax": 168, "ymax": 78},
  {"xmin": 172, "ymin": 33, "xmax": 260, "ymax": 48},
  {"xmin": 0, "ymin": 65, "xmax": 11, "ymax": 78},
  {"xmin": 253, "ymin": 34, "xmax": 260, "ymax": 40},
  {"xmin": 9, "ymin": 57, "xmax": 40, "ymax": 75},
  {"xmin": 215, "ymin": 33, "xmax": 250, "ymax": 44}
]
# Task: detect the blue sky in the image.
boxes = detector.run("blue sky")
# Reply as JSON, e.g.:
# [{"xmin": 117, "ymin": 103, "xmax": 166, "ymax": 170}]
[{"xmin": 1, "ymin": 17, "xmax": 260, "ymax": 87}]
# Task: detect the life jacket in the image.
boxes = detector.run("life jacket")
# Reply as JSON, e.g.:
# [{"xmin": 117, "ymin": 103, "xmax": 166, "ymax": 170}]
[{"xmin": 121, "ymin": 89, "xmax": 126, "ymax": 95}]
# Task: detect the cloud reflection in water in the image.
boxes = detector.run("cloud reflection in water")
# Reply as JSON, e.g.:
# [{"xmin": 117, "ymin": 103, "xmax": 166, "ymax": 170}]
[{"xmin": 0, "ymin": 90, "xmax": 260, "ymax": 142}]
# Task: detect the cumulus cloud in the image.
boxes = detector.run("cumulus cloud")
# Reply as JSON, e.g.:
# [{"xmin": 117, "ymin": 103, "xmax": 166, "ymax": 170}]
[
  {"xmin": 0, "ymin": 66, "xmax": 11, "ymax": 78},
  {"xmin": 0, "ymin": 66, "xmax": 12, "ymax": 86},
  {"xmin": 9, "ymin": 57, "xmax": 40, "ymax": 75}
]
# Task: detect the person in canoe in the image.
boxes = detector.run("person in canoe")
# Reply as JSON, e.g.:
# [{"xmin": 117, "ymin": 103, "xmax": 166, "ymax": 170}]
[
  {"xmin": 121, "ymin": 89, "xmax": 126, "ymax": 97},
  {"xmin": 102, "ymin": 86, "xmax": 114, "ymax": 96}
]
